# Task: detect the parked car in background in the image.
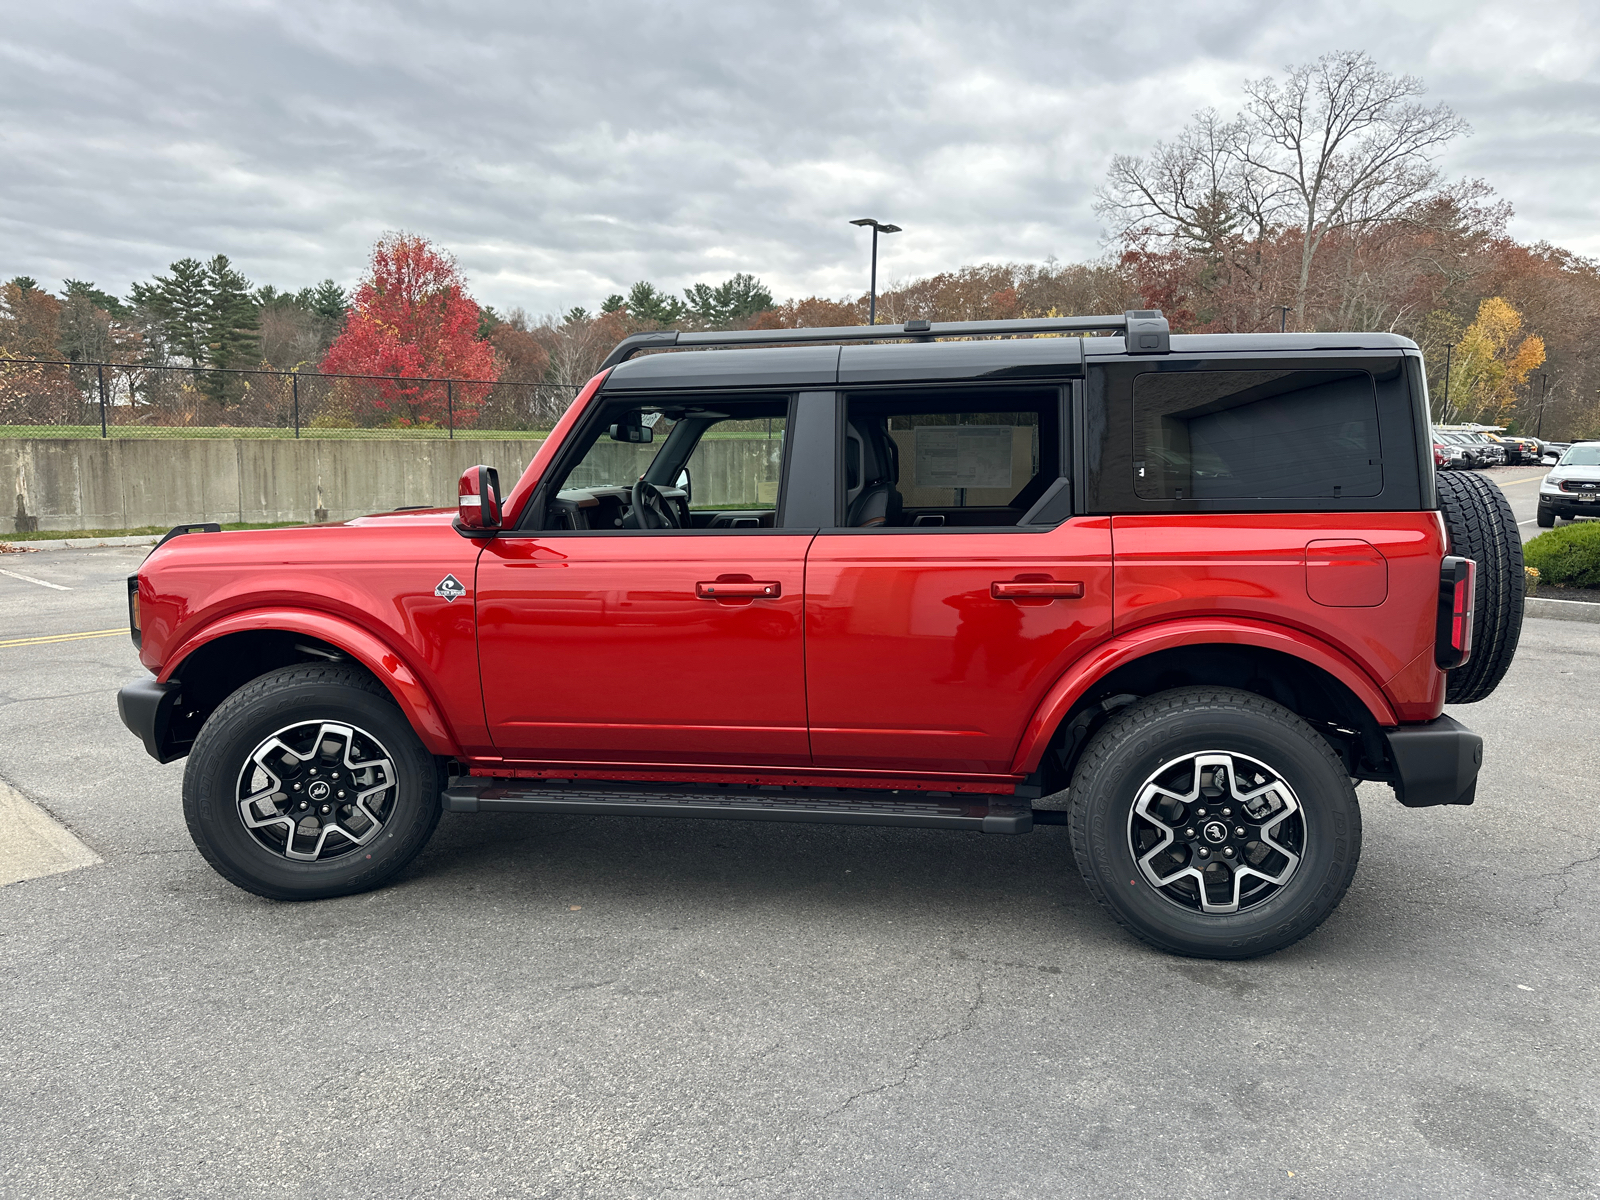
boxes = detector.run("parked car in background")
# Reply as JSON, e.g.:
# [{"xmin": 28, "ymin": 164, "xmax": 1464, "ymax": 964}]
[
  {"xmin": 1449, "ymin": 429, "xmax": 1507, "ymax": 467},
  {"xmin": 1436, "ymin": 432, "xmax": 1489, "ymax": 468},
  {"xmin": 1488, "ymin": 432, "xmax": 1540, "ymax": 465},
  {"xmin": 1433, "ymin": 436, "xmax": 1468, "ymax": 470},
  {"xmin": 1537, "ymin": 441, "xmax": 1600, "ymax": 526},
  {"xmin": 1541, "ymin": 441, "xmax": 1572, "ymax": 466}
]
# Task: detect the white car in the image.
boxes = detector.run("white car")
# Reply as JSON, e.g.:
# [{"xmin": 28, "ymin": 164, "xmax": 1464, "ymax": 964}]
[{"xmin": 1537, "ymin": 442, "xmax": 1600, "ymax": 526}]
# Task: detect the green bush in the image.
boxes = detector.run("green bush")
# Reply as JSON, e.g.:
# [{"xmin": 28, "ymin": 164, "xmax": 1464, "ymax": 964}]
[{"xmin": 1524, "ymin": 521, "xmax": 1600, "ymax": 588}]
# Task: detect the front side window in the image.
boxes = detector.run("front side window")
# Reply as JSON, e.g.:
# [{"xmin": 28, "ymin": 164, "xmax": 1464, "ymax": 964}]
[
  {"xmin": 540, "ymin": 394, "xmax": 790, "ymax": 531},
  {"xmin": 1132, "ymin": 369, "xmax": 1382, "ymax": 500}
]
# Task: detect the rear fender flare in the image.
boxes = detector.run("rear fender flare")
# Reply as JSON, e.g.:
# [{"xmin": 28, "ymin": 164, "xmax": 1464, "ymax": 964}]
[
  {"xmin": 1010, "ymin": 618, "xmax": 1399, "ymax": 775},
  {"xmin": 157, "ymin": 608, "xmax": 459, "ymax": 756}
]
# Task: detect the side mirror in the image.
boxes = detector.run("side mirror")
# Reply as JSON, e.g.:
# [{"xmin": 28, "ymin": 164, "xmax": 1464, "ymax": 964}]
[
  {"xmin": 676, "ymin": 468, "xmax": 692, "ymax": 503},
  {"xmin": 609, "ymin": 411, "xmax": 653, "ymax": 443},
  {"xmin": 455, "ymin": 464, "xmax": 503, "ymax": 535}
]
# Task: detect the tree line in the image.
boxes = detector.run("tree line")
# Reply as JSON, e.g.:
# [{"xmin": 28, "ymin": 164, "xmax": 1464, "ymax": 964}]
[{"xmin": 2, "ymin": 51, "xmax": 1596, "ymax": 437}]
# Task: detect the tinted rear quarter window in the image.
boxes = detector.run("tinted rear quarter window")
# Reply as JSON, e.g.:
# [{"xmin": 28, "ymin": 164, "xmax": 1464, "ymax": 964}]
[
  {"xmin": 1084, "ymin": 355, "xmax": 1421, "ymax": 514},
  {"xmin": 1132, "ymin": 369, "xmax": 1382, "ymax": 500}
]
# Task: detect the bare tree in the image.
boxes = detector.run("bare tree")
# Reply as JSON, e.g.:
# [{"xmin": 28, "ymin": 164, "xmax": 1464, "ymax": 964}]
[
  {"xmin": 1098, "ymin": 52, "xmax": 1468, "ymax": 329},
  {"xmin": 1236, "ymin": 51, "xmax": 1468, "ymax": 326}
]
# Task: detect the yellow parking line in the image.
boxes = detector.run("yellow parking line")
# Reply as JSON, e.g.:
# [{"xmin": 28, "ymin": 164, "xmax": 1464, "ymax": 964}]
[
  {"xmin": 1496, "ymin": 476, "xmax": 1544, "ymax": 488},
  {"xmin": 0, "ymin": 628, "xmax": 130, "ymax": 649}
]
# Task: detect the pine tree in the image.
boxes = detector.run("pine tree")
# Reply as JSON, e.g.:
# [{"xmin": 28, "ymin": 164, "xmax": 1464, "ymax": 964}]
[
  {"xmin": 204, "ymin": 254, "xmax": 260, "ymax": 371},
  {"xmin": 130, "ymin": 258, "xmax": 211, "ymax": 367}
]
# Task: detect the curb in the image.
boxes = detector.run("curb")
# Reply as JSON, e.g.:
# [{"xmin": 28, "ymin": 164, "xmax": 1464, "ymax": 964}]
[
  {"xmin": 0, "ymin": 535, "xmax": 160, "ymax": 553},
  {"xmin": 1526, "ymin": 597, "xmax": 1600, "ymax": 624}
]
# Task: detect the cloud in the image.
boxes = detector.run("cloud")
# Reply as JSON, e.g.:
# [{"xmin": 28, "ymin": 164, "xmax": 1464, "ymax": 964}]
[{"xmin": 2, "ymin": 0, "xmax": 1596, "ymax": 313}]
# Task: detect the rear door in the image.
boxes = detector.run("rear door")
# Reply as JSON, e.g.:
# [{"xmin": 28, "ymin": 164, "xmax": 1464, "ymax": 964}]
[{"xmin": 802, "ymin": 379, "xmax": 1114, "ymax": 777}]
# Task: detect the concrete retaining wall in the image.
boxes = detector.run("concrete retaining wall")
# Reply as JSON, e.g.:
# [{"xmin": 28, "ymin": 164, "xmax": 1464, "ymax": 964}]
[{"xmin": 4, "ymin": 436, "xmax": 784, "ymax": 532}]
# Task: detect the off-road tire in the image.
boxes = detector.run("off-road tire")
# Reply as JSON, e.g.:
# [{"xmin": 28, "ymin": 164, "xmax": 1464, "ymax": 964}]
[
  {"xmin": 1436, "ymin": 470, "xmax": 1524, "ymax": 703},
  {"xmin": 1069, "ymin": 687, "xmax": 1362, "ymax": 960},
  {"xmin": 182, "ymin": 665, "xmax": 443, "ymax": 900}
]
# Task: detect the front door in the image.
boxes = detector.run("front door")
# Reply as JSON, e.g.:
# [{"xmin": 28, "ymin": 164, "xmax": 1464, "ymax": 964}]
[
  {"xmin": 478, "ymin": 534, "xmax": 811, "ymax": 766},
  {"xmin": 477, "ymin": 391, "xmax": 812, "ymax": 769}
]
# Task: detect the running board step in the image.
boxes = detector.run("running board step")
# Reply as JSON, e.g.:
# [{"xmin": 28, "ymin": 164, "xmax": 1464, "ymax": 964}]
[{"xmin": 443, "ymin": 778, "xmax": 1034, "ymax": 834}]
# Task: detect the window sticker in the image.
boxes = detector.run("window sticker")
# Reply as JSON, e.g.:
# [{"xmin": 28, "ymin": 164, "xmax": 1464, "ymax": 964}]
[{"xmin": 913, "ymin": 426, "xmax": 1015, "ymax": 489}]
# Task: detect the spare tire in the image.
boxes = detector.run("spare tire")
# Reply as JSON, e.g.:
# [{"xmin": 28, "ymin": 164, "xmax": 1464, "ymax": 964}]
[{"xmin": 1436, "ymin": 470, "xmax": 1524, "ymax": 703}]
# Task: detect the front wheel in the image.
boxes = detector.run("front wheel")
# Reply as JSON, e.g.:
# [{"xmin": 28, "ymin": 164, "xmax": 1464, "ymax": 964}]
[
  {"xmin": 182, "ymin": 664, "xmax": 444, "ymax": 900},
  {"xmin": 1069, "ymin": 687, "xmax": 1361, "ymax": 959},
  {"xmin": 1536, "ymin": 506, "xmax": 1555, "ymax": 528}
]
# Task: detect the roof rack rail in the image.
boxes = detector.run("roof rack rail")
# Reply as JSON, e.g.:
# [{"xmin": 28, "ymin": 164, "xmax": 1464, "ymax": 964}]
[{"xmin": 600, "ymin": 309, "xmax": 1169, "ymax": 369}]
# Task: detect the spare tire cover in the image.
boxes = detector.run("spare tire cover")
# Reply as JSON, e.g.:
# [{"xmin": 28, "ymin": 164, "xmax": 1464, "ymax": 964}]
[{"xmin": 1436, "ymin": 470, "xmax": 1524, "ymax": 703}]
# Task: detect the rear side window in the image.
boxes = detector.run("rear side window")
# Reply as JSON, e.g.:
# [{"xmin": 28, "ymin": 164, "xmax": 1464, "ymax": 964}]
[{"xmin": 1132, "ymin": 370, "xmax": 1382, "ymax": 500}]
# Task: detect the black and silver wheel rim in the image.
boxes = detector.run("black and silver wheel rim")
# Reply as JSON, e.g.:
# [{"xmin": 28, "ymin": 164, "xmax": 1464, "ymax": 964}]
[
  {"xmin": 1127, "ymin": 751, "xmax": 1305, "ymax": 915},
  {"xmin": 235, "ymin": 721, "xmax": 398, "ymax": 862}
]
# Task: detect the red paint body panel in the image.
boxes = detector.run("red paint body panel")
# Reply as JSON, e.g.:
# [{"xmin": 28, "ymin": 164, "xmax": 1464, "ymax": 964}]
[
  {"xmin": 1111, "ymin": 512, "xmax": 1447, "ymax": 722},
  {"xmin": 1010, "ymin": 617, "xmax": 1401, "ymax": 775},
  {"xmin": 1304, "ymin": 539, "xmax": 1388, "ymax": 607},
  {"xmin": 476, "ymin": 534, "xmax": 814, "ymax": 765},
  {"xmin": 803, "ymin": 518, "xmax": 1115, "ymax": 774},
  {"xmin": 137, "ymin": 512, "xmax": 485, "ymax": 757}
]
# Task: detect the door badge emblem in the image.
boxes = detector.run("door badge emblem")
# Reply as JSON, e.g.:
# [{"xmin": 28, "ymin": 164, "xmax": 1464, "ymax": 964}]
[{"xmin": 435, "ymin": 574, "xmax": 467, "ymax": 602}]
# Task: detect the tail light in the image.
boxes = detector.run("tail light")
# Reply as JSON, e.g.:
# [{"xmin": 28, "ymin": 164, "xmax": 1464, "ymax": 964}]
[{"xmin": 1435, "ymin": 556, "xmax": 1476, "ymax": 670}]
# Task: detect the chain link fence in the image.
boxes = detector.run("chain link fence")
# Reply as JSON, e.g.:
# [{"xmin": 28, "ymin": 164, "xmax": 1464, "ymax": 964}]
[{"xmin": 0, "ymin": 359, "xmax": 584, "ymax": 438}]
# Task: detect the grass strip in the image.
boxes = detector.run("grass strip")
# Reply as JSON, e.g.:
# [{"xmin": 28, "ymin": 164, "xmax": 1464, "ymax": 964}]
[{"xmin": 2, "ymin": 520, "xmax": 310, "ymax": 542}]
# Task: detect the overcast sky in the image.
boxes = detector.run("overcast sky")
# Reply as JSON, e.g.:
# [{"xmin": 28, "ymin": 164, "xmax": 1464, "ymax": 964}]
[{"xmin": 2, "ymin": 0, "xmax": 1596, "ymax": 316}]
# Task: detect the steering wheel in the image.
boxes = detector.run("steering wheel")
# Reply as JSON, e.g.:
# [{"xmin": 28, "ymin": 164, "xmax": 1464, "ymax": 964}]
[{"xmin": 630, "ymin": 478, "xmax": 681, "ymax": 529}]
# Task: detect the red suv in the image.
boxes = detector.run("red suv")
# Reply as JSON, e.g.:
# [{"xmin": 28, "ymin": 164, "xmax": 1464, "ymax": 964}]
[{"xmin": 118, "ymin": 311, "xmax": 1524, "ymax": 959}]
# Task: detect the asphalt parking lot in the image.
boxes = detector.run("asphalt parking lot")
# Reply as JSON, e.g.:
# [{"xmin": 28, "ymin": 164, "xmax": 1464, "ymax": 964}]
[{"xmin": 1, "ymin": 530, "xmax": 1596, "ymax": 1199}]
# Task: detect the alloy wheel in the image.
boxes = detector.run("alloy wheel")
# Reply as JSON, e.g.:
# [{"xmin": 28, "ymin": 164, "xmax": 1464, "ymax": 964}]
[{"xmin": 1127, "ymin": 750, "xmax": 1305, "ymax": 914}]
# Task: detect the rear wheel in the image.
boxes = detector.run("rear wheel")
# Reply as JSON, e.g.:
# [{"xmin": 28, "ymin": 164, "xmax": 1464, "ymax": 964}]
[
  {"xmin": 182, "ymin": 665, "xmax": 443, "ymax": 900},
  {"xmin": 1069, "ymin": 687, "xmax": 1361, "ymax": 960},
  {"xmin": 1436, "ymin": 470, "xmax": 1524, "ymax": 703}
]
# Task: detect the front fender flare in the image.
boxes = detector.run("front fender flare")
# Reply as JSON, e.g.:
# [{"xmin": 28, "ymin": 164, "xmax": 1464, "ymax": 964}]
[
  {"xmin": 158, "ymin": 607, "xmax": 460, "ymax": 757},
  {"xmin": 1010, "ymin": 617, "xmax": 1399, "ymax": 775}
]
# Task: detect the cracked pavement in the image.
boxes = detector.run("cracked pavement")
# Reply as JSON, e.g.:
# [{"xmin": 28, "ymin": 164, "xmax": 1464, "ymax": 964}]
[{"xmin": 1, "ymin": 547, "xmax": 1597, "ymax": 1198}]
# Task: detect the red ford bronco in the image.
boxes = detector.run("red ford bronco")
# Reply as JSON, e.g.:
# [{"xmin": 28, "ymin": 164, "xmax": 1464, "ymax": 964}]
[{"xmin": 118, "ymin": 312, "xmax": 1524, "ymax": 959}]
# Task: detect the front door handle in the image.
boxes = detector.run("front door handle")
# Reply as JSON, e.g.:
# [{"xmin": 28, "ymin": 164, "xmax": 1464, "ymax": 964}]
[
  {"xmin": 696, "ymin": 580, "xmax": 781, "ymax": 599},
  {"xmin": 991, "ymin": 580, "xmax": 1084, "ymax": 600}
]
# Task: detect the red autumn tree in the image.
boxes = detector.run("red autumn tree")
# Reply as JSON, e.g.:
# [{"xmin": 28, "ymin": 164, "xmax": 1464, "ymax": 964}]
[{"xmin": 321, "ymin": 233, "xmax": 498, "ymax": 427}]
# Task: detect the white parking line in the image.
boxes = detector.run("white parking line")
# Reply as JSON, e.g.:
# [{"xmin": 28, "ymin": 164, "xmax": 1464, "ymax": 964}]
[{"xmin": 0, "ymin": 567, "xmax": 71, "ymax": 591}]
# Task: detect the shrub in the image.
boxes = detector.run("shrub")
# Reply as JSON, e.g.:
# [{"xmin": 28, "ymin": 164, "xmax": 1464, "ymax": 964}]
[{"xmin": 1524, "ymin": 522, "xmax": 1600, "ymax": 588}]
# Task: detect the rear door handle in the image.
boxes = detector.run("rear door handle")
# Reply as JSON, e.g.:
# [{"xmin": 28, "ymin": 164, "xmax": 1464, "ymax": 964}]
[
  {"xmin": 696, "ymin": 580, "xmax": 781, "ymax": 599},
  {"xmin": 991, "ymin": 580, "xmax": 1084, "ymax": 600}
]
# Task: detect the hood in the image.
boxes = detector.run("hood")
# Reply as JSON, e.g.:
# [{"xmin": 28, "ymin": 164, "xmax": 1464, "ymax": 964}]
[{"xmin": 1548, "ymin": 464, "xmax": 1600, "ymax": 483}]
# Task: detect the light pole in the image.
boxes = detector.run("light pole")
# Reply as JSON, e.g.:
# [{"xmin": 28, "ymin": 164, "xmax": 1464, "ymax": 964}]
[
  {"xmin": 1538, "ymin": 372, "xmax": 1549, "ymax": 439},
  {"xmin": 850, "ymin": 218, "xmax": 901, "ymax": 325},
  {"xmin": 1278, "ymin": 306, "xmax": 1290, "ymax": 333}
]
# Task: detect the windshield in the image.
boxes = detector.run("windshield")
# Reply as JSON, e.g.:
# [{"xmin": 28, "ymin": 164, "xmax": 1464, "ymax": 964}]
[{"xmin": 1559, "ymin": 444, "xmax": 1600, "ymax": 467}]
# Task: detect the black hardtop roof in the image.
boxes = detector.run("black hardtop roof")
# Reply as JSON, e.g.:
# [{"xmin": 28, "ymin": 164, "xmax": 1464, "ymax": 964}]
[{"xmin": 598, "ymin": 313, "xmax": 1419, "ymax": 393}]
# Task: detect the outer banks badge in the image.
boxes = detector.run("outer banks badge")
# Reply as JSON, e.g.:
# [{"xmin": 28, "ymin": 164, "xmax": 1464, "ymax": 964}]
[{"xmin": 434, "ymin": 574, "xmax": 467, "ymax": 602}]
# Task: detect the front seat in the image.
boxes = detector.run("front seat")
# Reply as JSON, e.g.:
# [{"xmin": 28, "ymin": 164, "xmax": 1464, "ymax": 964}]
[{"xmin": 845, "ymin": 420, "xmax": 903, "ymax": 527}]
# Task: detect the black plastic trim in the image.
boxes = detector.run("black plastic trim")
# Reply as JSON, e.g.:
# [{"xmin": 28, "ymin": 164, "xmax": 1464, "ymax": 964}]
[
  {"xmin": 117, "ymin": 678, "xmax": 185, "ymax": 763},
  {"xmin": 1385, "ymin": 714, "xmax": 1482, "ymax": 807},
  {"xmin": 444, "ymin": 777, "xmax": 1033, "ymax": 833},
  {"xmin": 150, "ymin": 522, "xmax": 221, "ymax": 553}
]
